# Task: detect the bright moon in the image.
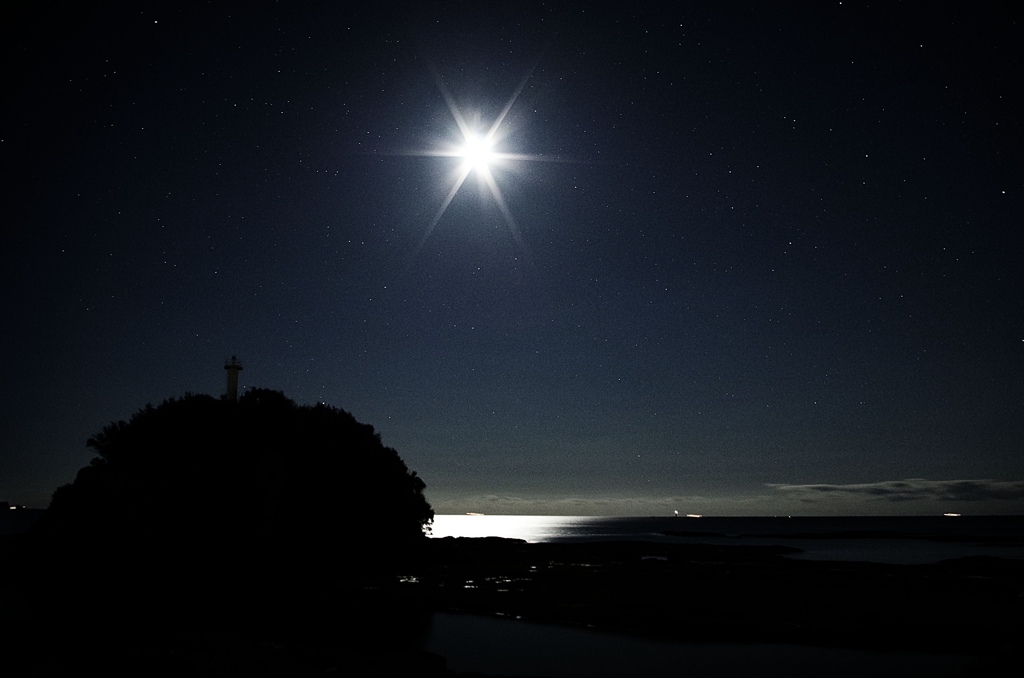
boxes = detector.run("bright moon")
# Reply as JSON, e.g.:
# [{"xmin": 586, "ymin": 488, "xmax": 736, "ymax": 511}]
[
  {"xmin": 459, "ymin": 132, "xmax": 495, "ymax": 174},
  {"xmin": 405, "ymin": 60, "xmax": 567, "ymax": 255}
]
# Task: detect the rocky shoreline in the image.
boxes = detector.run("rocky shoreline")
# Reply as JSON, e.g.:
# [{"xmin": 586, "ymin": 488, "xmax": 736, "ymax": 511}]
[
  {"xmin": 413, "ymin": 537, "xmax": 1024, "ymax": 657},
  {"xmin": 3, "ymin": 535, "xmax": 1022, "ymax": 676}
]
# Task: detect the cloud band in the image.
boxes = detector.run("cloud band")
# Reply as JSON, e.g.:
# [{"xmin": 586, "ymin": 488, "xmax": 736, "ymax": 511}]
[{"xmin": 768, "ymin": 479, "xmax": 1024, "ymax": 503}]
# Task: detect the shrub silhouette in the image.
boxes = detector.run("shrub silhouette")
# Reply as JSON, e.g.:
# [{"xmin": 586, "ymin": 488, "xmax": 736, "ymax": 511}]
[{"xmin": 35, "ymin": 389, "xmax": 433, "ymax": 608}]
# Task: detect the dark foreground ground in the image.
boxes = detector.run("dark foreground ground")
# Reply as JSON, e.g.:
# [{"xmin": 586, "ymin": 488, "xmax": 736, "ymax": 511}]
[{"xmin": 2, "ymin": 536, "xmax": 1022, "ymax": 676}]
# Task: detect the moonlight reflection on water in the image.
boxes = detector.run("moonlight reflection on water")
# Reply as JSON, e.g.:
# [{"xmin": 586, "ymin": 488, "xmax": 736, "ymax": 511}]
[{"xmin": 429, "ymin": 515, "xmax": 602, "ymax": 541}]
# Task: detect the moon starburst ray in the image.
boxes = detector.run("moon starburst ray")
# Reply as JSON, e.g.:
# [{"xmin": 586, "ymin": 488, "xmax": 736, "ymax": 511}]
[
  {"xmin": 431, "ymin": 67, "xmax": 475, "ymax": 143},
  {"xmin": 481, "ymin": 168, "xmax": 529, "ymax": 258},
  {"xmin": 418, "ymin": 165, "xmax": 472, "ymax": 251},
  {"xmin": 484, "ymin": 60, "xmax": 538, "ymax": 144}
]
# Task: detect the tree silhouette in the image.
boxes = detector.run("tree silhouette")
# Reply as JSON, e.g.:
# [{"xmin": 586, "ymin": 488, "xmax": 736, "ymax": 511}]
[{"xmin": 35, "ymin": 390, "xmax": 434, "ymax": 611}]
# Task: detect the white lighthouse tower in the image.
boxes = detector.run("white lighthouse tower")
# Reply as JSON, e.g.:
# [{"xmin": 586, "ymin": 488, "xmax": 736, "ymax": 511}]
[{"xmin": 224, "ymin": 355, "xmax": 243, "ymax": 401}]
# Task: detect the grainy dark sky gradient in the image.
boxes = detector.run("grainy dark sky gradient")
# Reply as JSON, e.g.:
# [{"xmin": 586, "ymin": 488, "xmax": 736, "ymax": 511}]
[{"xmin": 3, "ymin": 2, "xmax": 1022, "ymax": 515}]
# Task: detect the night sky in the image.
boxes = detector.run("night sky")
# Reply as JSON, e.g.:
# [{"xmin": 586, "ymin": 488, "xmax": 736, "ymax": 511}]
[{"xmin": 4, "ymin": 2, "xmax": 1022, "ymax": 516}]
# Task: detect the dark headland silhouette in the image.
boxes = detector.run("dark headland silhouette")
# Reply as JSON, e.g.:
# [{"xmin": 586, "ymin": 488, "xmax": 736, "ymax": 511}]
[
  {"xmin": 3, "ymin": 386, "xmax": 458, "ymax": 676},
  {"xmin": 40, "ymin": 388, "xmax": 432, "ymax": 557},
  {"xmin": 32, "ymin": 388, "xmax": 433, "ymax": 602}
]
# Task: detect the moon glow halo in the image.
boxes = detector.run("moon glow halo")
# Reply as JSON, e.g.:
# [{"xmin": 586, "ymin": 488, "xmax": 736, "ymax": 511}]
[{"xmin": 408, "ymin": 65, "xmax": 557, "ymax": 254}]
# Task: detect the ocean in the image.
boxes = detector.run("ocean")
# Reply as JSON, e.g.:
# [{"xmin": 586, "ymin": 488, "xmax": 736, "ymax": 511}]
[
  {"xmin": 7, "ymin": 510, "xmax": 1021, "ymax": 565},
  {"xmin": 429, "ymin": 514, "xmax": 1024, "ymax": 565}
]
